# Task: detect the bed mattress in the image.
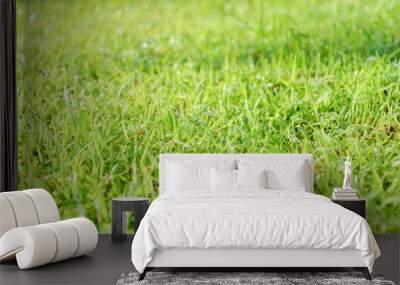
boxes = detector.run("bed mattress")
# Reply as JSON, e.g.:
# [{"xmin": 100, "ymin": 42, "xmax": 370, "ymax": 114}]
[{"xmin": 131, "ymin": 190, "xmax": 380, "ymax": 273}]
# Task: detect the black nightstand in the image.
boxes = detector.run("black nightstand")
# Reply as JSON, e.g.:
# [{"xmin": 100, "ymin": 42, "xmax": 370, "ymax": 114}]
[
  {"xmin": 332, "ymin": 198, "xmax": 366, "ymax": 218},
  {"xmin": 111, "ymin": 197, "xmax": 150, "ymax": 242}
]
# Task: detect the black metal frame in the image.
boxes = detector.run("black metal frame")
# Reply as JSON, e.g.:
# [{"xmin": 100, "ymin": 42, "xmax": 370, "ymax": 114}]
[
  {"xmin": 0, "ymin": 0, "xmax": 17, "ymax": 192},
  {"xmin": 138, "ymin": 267, "xmax": 372, "ymax": 281}
]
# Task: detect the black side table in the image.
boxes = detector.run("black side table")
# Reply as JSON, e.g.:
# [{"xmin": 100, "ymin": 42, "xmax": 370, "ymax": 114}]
[
  {"xmin": 112, "ymin": 197, "xmax": 149, "ymax": 242},
  {"xmin": 332, "ymin": 198, "xmax": 366, "ymax": 218}
]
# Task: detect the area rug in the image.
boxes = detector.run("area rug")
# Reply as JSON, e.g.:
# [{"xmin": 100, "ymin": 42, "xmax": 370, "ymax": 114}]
[{"xmin": 116, "ymin": 272, "xmax": 395, "ymax": 285}]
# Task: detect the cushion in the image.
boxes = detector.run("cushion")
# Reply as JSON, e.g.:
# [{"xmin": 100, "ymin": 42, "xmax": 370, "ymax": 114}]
[
  {"xmin": 167, "ymin": 162, "xmax": 211, "ymax": 191},
  {"xmin": 0, "ymin": 196, "xmax": 16, "ymax": 237},
  {"xmin": 211, "ymin": 168, "xmax": 236, "ymax": 190},
  {"xmin": 24, "ymin": 189, "xmax": 59, "ymax": 224},
  {"xmin": 2, "ymin": 226, "xmax": 57, "ymax": 269},
  {"xmin": 64, "ymin": 218, "xmax": 98, "ymax": 257},
  {"xmin": 161, "ymin": 157, "xmax": 236, "ymax": 194},
  {"xmin": 42, "ymin": 221, "xmax": 79, "ymax": 262},
  {"xmin": 211, "ymin": 169, "xmax": 268, "ymax": 190},
  {"xmin": 236, "ymin": 169, "xmax": 267, "ymax": 189},
  {"xmin": 238, "ymin": 159, "xmax": 307, "ymax": 191},
  {"xmin": 0, "ymin": 192, "xmax": 39, "ymax": 227}
]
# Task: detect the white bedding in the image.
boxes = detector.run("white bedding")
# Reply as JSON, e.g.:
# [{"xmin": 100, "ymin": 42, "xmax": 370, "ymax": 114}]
[{"xmin": 131, "ymin": 190, "xmax": 380, "ymax": 273}]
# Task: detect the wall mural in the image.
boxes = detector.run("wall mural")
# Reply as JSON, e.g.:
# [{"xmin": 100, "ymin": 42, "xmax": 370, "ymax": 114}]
[{"xmin": 17, "ymin": 0, "xmax": 400, "ymax": 233}]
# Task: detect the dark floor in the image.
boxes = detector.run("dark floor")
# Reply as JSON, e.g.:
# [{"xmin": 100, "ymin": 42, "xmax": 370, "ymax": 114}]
[{"xmin": 0, "ymin": 234, "xmax": 398, "ymax": 285}]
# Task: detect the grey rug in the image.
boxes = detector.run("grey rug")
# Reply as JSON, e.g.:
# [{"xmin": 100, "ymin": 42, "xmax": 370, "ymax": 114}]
[{"xmin": 116, "ymin": 272, "xmax": 396, "ymax": 285}]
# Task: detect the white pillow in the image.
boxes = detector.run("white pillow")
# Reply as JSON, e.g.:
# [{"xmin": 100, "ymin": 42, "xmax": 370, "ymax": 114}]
[
  {"xmin": 167, "ymin": 162, "xmax": 211, "ymax": 191},
  {"xmin": 238, "ymin": 159, "xmax": 307, "ymax": 191},
  {"xmin": 211, "ymin": 168, "xmax": 236, "ymax": 190},
  {"xmin": 211, "ymin": 169, "xmax": 268, "ymax": 190},
  {"xmin": 236, "ymin": 169, "xmax": 267, "ymax": 189}
]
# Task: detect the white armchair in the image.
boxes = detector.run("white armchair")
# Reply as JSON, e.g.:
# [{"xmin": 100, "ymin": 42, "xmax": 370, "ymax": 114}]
[{"xmin": 0, "ymin": 189, "xmax": 98, "ymax": 269}]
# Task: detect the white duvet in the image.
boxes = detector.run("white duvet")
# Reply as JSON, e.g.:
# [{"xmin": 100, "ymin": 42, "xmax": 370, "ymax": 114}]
[{"xmin": 131, "ymin": 190, "xmax": 380, "ymax": 273}]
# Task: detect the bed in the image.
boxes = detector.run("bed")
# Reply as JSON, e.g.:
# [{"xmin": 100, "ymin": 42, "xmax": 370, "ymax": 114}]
[{"xmin": 131, "ymin": 154, "xmax": 380, "ymax": 280}]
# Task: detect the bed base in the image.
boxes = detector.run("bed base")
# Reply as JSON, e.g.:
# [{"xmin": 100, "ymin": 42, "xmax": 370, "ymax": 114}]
[
  {"xmin": 138, "ymin": 248, "xmax": 372, "ymax": 281},
  {"xmin": 138, "ymin": 267, "xmax": 371, "ymax": 281}
]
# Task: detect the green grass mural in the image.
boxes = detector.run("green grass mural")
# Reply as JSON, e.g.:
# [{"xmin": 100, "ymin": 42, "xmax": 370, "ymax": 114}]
[{"xmin": 17, "ymin": 0, "xmax": 400, "ymax": 233}]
